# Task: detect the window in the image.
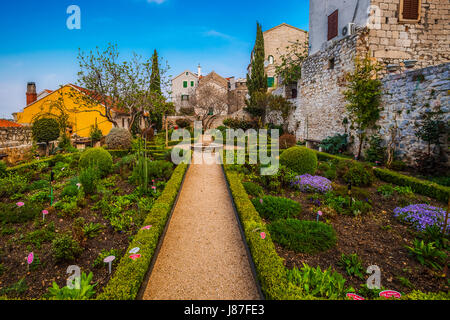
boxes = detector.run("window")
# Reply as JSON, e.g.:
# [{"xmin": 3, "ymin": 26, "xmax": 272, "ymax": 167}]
[
  {"xmin": 267, "ymin": 77, "xmax": 275, "ymax": 88},
  {"xmin": 268, "ymin": 55, "xmax": 274, "ymax": 64},
  {"xmin": 186, "ymin": 72, "xmax": 189, "ymax": 76},
  {"xmin": 183, "ymin": 81, "xmax": 188, "ymax": 88},
  {"xmin": 191, "ymin": 81, "xmax": 194, "ymax": 87},
  {"xmin": 208, "ymin": 108, "xmax": 214, "ymax": 116},
  {"xmin": 400, "ymin": 0, "xmax": 421, "ymax": 22},
  {"xmin": 181, "ymin": 95, "xmax": 189, "ymax": 101},
  {"xmin": 327, "ymin": 10, "xmax": 339, "ymax": 40},
  {"xmin": 122, "ymin": 118, "xmax": 125, "ymax": 128},
  {"xmin": 328, "ymin": 58, "xmax": 335, "ymax": 70}
]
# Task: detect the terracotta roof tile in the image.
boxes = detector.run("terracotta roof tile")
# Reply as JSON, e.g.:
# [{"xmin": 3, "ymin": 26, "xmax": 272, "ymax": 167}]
[{"xmin": 0, "ymin": 119, "xmax": 22, "ymax": 127}]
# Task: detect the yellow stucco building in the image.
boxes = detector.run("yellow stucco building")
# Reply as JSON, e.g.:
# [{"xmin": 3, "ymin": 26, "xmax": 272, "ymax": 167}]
[{"xmin": 15, "ymin": 84, "xmax": 114, "ymax": 138}]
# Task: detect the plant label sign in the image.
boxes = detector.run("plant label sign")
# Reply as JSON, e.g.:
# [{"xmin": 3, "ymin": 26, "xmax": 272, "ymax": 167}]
[
  {"xmin": 347, "ymin": 293, "xmax": 365, "ymax": 300},
  {"xmin": 379, "ymin": 290, "xmax": 402, "ymax": 299},
  {"xmin": 129, "ymin": 254, "xmax": 141, "ymax": 261},
  {"xmin": 129, "ymin": 247, "xmax": 140, "ymax": 254},
  {"xmin": 27, "ymin": 252, "xmax": 34, "ymax": 265},
  {"xmin": 141, "ymin": 225, "xmax": 152, "ymax": 231}
]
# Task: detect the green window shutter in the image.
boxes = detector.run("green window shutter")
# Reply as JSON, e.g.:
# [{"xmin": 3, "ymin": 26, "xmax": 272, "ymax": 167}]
[
  {"xmin": 191, "ymin": 81, "xmax": 194, "ymax": 87},
  {"xmin": 267, "ymin": 77, "xmax": 274, "ymax": 88},
  {"xmin": 183, "ymin": 81, "xmax": 188, "ymax": 88}
]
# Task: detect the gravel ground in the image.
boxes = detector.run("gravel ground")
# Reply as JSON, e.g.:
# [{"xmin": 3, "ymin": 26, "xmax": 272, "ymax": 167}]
[{"xmin": 142, "ymin": 161, "xmax": 260, "ymax": 300}]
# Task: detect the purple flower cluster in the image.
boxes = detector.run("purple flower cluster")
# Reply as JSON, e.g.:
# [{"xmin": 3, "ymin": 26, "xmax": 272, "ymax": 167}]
[
  {"xmin": 291, "ymin": 174, "xmax": 332, "ymax": 194},
  {"xmin": 393, "ymin": 204, "xmax": 448, "ymax": 233}
]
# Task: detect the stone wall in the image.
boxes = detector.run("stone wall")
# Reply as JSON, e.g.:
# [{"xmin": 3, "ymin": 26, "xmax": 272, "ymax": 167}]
[
  {"xmin": 0, "ymin": 127, "xmax": 32, "ymax": 148},
  {"xmin": 289, "ymin": 27, "xmax": 449, "ymax": 164},
  {"xmin": 378, "ymin": 62, "xmax": 450, "ymax": 163},
  {"xmin": 289, "ymin": 30, "xmax": 362, "ymax": 142}
]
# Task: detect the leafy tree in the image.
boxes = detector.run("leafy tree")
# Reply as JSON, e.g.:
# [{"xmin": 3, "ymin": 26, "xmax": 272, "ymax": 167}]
[
  {"xmin": 74, "ymin": 43, "xmax": 171, "ymax": 133},
  {"xmin": 274, "ymin": 39, "xmax": 309, "ymax": 86},
  {"xmin": 414, "ymin": 106, "xmax": 447, "ymax": 174},
  {"xmin": 343, "ymin": 54, "xmax": 383, "ymax": 159},
  {"xmin": 150, "ymin": 49, "xmax": 161, "ymax": 94},
  {"xmin": 246, "ymin": 22, "xmax": 268, "ymax": 120},
  {"xmin": 32, "ymin": 118, "xmax": 60, "ymax": 155}
]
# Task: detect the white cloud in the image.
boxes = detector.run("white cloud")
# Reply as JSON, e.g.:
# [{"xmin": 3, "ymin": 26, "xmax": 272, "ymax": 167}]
[{"xmin": 203, "ymin": 30, "xmax": 234, "ymax": 40}]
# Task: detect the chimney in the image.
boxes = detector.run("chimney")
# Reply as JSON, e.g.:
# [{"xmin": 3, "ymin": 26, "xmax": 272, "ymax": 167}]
[
  {"xmin": 198, "ymin": 64, "xmax": 202, "ymax": 78},
  {"xmin": 26, "ymin": 82, "xmax": 37, "ymax": 105}
]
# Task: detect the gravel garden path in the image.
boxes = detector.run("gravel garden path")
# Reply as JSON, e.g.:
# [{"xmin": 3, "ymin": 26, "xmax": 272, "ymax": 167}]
[{"xmin": 142, "ymin": 151, "xmax": 260, "ymax": 300}]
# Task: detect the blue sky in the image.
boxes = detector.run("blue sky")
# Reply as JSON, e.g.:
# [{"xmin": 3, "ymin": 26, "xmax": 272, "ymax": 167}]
[{"xmin": 0, "ymin": 0, "xmax": 309, "ymax": 118}]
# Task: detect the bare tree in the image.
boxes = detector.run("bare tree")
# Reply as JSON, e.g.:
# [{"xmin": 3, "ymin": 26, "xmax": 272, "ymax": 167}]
[{"xmin": 187, "ymin": 84, "xmax": 229, "ymax": 130}]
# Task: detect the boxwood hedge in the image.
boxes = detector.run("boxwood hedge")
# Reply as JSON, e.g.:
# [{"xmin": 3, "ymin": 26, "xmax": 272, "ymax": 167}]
[{"xmin": 96, "ymin": 163, "xmax": 188, "ymax": 300}]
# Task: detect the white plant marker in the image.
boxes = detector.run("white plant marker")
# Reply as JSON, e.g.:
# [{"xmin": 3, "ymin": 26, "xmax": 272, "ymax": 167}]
[
  {"xmin": 103, "ymin": 255, "xmax": 115, "ymax": 274},
  {"xmin": 129, "ymin": 247, "xmax": 140, "ymax": 254},
  {"xmin": 42, "ymin": 210, "xmax": 49, "ymax": 221}
]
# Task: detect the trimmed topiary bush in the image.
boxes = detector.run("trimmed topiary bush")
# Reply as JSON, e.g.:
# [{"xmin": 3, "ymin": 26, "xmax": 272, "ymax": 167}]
[
  {"xmin": 252, "ymin": 196, "xmax": 301, "ymax": 221},
  {"xmin": 105, "ymin": 128, "xmax": 132, "ymax": 150},
  {"xmin": 243, "ymin": 181, "xmax": 264, "ymax": 197},
  {"xmin": 79, "ymin": 148, "xmax": 113, "ymax": 178},
  {"xmin": 280, "ymin": 146, "xmax": 318, "ymax": 175},
  {"xmin": 268, "ymin": 219, "xmax": 337, "ymax": 254}
]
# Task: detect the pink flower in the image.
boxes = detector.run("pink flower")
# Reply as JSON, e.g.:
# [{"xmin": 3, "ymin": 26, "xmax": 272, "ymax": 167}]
[
  {"xmin": 318, "ymin": 211, "xmax": 323, "ymax": 216},
  {"xmin": 259, "ymin": 199, "xmax": 263, "ymax": 204},
  {"xmin": 260, "ymin": 232, "xmax": 266, "ymax": 239},
  {"xmin": 16, "ymin": 202, "xmax": 24, "ymax": 207}
]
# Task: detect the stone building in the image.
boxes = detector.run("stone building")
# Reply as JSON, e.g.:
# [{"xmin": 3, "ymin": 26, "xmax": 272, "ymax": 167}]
[
  {"xmin": 285, "ymin": 0, "xmax": 449, "ymax": 163},
  {"xmin": 171, "ymin": 65, "xmax": 248, "ymax": 115},
  {"xmin": 247, "ymin": 23, "xmax": 308, "ymax": 91}
]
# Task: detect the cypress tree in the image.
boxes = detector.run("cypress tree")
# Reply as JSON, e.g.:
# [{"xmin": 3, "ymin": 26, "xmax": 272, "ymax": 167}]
[
  {"xmin": 246, "ymin": 22, "xmax": 268, "ymax": 98},
  {"xmin": 150, "ymin": 49, "xmax": 161, "ymax": 94}
]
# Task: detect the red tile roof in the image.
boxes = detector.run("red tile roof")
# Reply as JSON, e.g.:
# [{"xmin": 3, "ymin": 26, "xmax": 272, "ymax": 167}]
[{"xmin": 0, "ymin": 119, "xmax": 22, "ymax": 127}]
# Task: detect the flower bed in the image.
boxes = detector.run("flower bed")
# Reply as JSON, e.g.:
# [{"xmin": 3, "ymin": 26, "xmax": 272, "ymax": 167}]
[
  {"xmin": 291, "ymin": 174, "xmax": 332, "ymax": 193},
  {"xmin": 0, "ymin": 146, "xmax": 185, "ymax": 300},
  {"xmin": 394, "ymin": 204, "xmax": 448, "ymax": 233},
  {"xmin": 224, "ymin": 150, "xmax": 450, "ymax": 300}
]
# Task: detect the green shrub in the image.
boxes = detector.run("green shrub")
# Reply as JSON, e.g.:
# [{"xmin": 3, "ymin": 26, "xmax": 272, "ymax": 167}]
[
  {"xmin": 338, "ymin": 161, "xmax": 374, "ymax": 187},
  {"xmin": 61, "ymin": 184, "xmax": 79, "ymax": 198},
  {"xmin": 402, "ymin": 290, "xmax": 450, "ymax": 300},
  {"xmin": 286, "ymin": 264, "xmax": 349, "ymax": 299},
  {"xmin": 0, "ymin": 161, "xmax": 6, "ymax": 178},
  {"xmin": 105, "ymin": 127, "xmax": 132, "ymax": 150},
  {"xmin": 319, "ymin": 134, "xmax": 348, "ymax": 155},
  {"xmin": 24, "ymin": 223, "xmax": 56, "ymax": 249},
  {"xmin": 29, "ymin": 190, "xmax": 49, "ymax": 204},
  {"xmin": 268, "ymin": 219, "xmax": 336, "ymax": 254},
  {"xmin": 374, "ymin": 168, "xmax": 450, "ymax": 203},
  {"xmin": 365, "ymin": 134, "xmax": 386, "ymax": 164},
  {"xmin": 0, "ymin": 203, "xmax": 39, "ymax": 224},
  {"xmin": 389, "ymin": 160, "xmax": 407, "ymax": 171},
  {"xmin": 0, "ymin": 278, "xmax": 28, "ymax": 297},
  {"xmin": 51, "ymin": 233, "xmax": 83, "ymax": 262},
  {"xmin": 243, "ymin": 182, "xmax": 264, "ymax": 197},
  {"xmin": 405, "ymin": 239, "xmax": 447, "ymax": 271},
  {"xmin": 46, "ymin": 272, "xmax": 96, "ymax": 300},
  {"xmin": 28, "ymin": 180, "xmax": 50, "ymax": 192},
  {"xmin": 338, "ymin": 253, "xmax": 364, "ymax": 279},
  {"xmin": 0, "ymin": 173, "xmax": 28, "ymax": 198},
  {"xmin": 79, "ymin": 148, "xmax": 112, "ymax": 178},
  {"xmin": 79, "ymin": 166, "xmax": 100, "ymax": 194},
  {"xmin": 252, "ymin": 196, "xmax": 301, "ymax": 221},
  {"xmin": 280, "ymin": 147, "xmax": 318, "ymax": 175},
  {"xmin": 377, "ymin": 184, "xmax": 395, "ymax": 198},
  {"xmin": 130, "ymin": 159, "xmax": 174, "ymax": 186},
  {"xmin": 32, "ymin": 118, "xmax": 60, "ymax": 145}
]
